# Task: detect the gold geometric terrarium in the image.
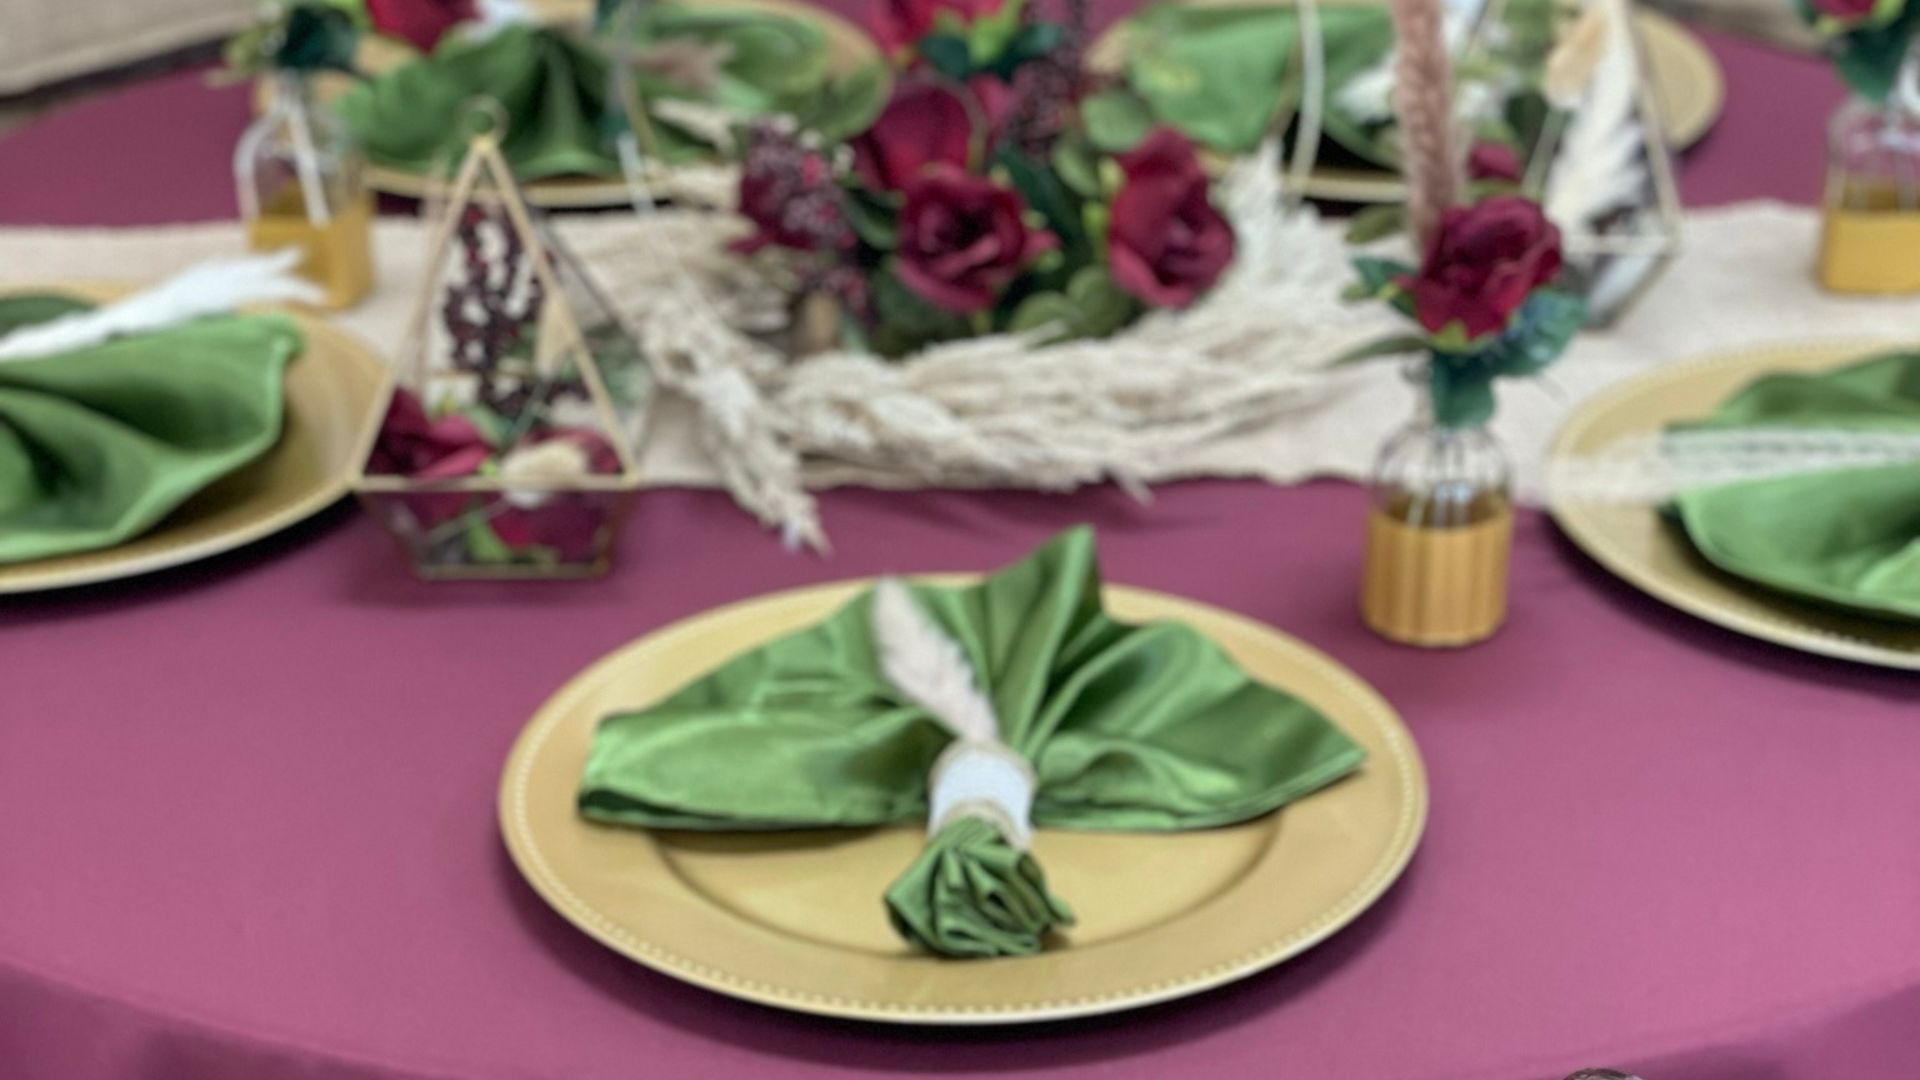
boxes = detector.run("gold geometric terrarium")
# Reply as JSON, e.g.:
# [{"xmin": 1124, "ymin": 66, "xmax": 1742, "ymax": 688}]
[
  {"xmin": 353, "ymin": 134, "xmax": 649, "ymax": 580},
  {"xmin": 1482, "ymin": 0, "xmax": 1683, "ymax": 325}
]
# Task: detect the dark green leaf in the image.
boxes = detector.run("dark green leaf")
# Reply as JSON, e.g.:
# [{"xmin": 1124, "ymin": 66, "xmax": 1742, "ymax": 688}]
[
  {"xmin": 1347, "ymin": 256, "xmax": 1415, "ymax": 300},
  {"xmin": 918, "ymin": 34, "xmax": 976, "ymax": 82},
  {"xmin": 869, "ymin": 267, "xmax": 971, "ymax": 358},
  {"xmin": 275, "ymin": 4, "xmax": 359, "ymax": 73},
  {"xmin": 845, "ymin": 190, "xmax": 901, "ymax": 251},
  {"xmin": 995, "ymin": 149, "xmax": 1087, "ymax": 258},
  {"xmin": 1481, "ymin": 288, "xmax": 1586, "ymax": 376},
  {"xmin": 1050, "ymin": 137, "xmax": 1104, "ymax": 198},
  {"xmin": 989, "ymin": 22, "xmax": 1065, "ymax": 77},
  {"xmin": 1428, "ymin": 355, "xmax": 1500, "ymax": 429},
  {"xmin": 1334, "ymin": 334, "xmax": 1428, "ymax": 366}
]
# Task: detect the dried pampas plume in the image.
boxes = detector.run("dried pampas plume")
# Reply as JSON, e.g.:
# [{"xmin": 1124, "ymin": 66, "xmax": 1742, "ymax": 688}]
[{"xmin": 1388, "ymin": 0, "xmax": 1463, "ymax": 252}]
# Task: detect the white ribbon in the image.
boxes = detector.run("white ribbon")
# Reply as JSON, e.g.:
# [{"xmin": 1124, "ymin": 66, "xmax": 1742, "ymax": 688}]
[{"xmin": 927, "ymin": 741, "xmax": 1037, "ymax": 851}]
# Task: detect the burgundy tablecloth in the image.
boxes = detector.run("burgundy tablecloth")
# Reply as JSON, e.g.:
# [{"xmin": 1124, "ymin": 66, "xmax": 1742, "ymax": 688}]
[{"xmin": 3, "ymin": 16, "xmax": 1916, "ymax": 1080}]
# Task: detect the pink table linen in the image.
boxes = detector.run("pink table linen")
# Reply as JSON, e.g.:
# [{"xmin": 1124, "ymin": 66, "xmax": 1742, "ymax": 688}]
[{"xmin": 2, "ymin": 17, "xmax": 1915, "ymax": 1080}]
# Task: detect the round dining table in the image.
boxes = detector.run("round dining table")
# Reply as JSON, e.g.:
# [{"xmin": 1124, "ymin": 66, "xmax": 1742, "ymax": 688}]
[{"xmin": 1, "ymin": 7, "xmax": 1916, "ymax": 1079}]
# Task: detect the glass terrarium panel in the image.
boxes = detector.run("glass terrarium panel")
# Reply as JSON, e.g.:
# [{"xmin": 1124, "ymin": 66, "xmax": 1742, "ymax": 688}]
[{"xmin": 361, "ymin": 487, "xmax": 631, "ymax": 579}]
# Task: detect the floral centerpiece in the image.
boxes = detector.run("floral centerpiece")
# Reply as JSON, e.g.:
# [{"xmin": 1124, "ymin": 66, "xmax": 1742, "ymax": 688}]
[{"xmin": 725, "ymin": 0, "xmax": 1238, "ymax": 355}]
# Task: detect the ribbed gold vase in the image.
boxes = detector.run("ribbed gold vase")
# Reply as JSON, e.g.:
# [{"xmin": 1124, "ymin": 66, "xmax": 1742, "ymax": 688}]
[{"xmin": 1361, "ymin": 497, "xmax": 1514, "ymax": 647}]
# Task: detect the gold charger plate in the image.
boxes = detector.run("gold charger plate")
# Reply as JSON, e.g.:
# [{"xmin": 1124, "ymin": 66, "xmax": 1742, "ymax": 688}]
[
  {"xmin": 1086, "ymin": 3, "xmax": 1724, "ymax": 204},
  {"xmin": 500, "ymin": 577, "xmax": 1428, "ymax": 1023},
  {"xmin": 1548, "ymin": 340, "xmax": 1920, "ymax": 670},
  {"xmin": 0, "ymin": 284, "xmax": 388, "ymax": 595},
  {"xmin": 283, "ymin": 0, "xmax": 882, "ymax": 209}
]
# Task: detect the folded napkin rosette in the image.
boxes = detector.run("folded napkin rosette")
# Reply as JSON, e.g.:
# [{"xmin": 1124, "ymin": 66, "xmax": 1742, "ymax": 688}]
[
  {"xmin": 338, "ymin": 6, "xmax": 863, "ymax": 178},
  {"xmin": 578, "ymin": 528, "xmax": 1366, "ymax": 957},
  {"xmin": 0, "ymin": 294, "xmax": 302, "ymax": 565},
  {"xmin": 1669, "ymin": 352, "xmax": 1920, "ymax": 622}
]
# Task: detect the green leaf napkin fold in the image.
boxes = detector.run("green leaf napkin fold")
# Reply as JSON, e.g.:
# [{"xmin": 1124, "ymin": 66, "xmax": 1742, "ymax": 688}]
[
  {"xmin": 578, "ymin": 526, "xmax": 1367, "ymax": 957},
  {"xmin": 1115, "ymin": 3, "xmax": 1395, "ymax": 159},
  {"xmin": 0, "ymin": 295, "xmax": 302, "ymax": 565},
  {"xmin": 337, "ymin": 9, "xmax": 863, "ymax": 177},
  {"xmin": 1672, "ymin": 352, "xmax": 1920, "ymax": 622}
]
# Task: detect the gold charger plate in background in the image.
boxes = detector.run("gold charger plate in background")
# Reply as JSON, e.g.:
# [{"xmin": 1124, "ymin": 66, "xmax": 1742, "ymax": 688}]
[
  {"xmin": 277, "ymin": 0, "xmax": 882, "ymax": 209},
  {"xmin": 1548, "ymin": 341, "xmax": 1920, "ymax": 670},
  {"xmin": 1086, "ymin": 3, "xmax": 1724, "ymax": 204},
  {"xmin": 0, "ymin": 284, "xmax": 388, "ymax": 595},
  {"xmin": 500, "ymin": 578, "xmax": 1428, "ymax": 1023}
]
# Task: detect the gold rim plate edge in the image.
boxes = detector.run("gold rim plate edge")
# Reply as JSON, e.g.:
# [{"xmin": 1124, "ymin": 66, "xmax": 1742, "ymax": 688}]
[
  {"xmin": 0, "ymin": 282, "xmax": 389, "ymax": 595},
  {"xmin": 499, "ymin": 576, "xmax": 1428, "ymax": 1024},
  {"xmin": 1547, "ymin": 340, "xmax": 1920, "ymax": 671},
  {"xmin": 1085, "ymin": 5, "xmax": 1723, "ymax": 205}
]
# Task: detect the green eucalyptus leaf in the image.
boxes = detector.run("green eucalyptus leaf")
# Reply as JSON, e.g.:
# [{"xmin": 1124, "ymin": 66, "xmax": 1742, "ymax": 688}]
[
  {"xmin": 845, "ymin": 190, "xmax": 901, "ymax": 250},
  {"xmin": 1066, "ymin": 266, "xmax": 1139, "ymax": 339},
  {"xmin": 918, "ymin": 34, "xmax": 976, "ymax": 82},
  {"xmin": 1344, "ymin": 204, "xmax": 1407, "ymax": 245},
  {"xmin": 803, "ymin": 62, "xmax": 890, "ymax": 142},
  {"xmin": 1347, "ymin": 256, "xmax": 1415, "ymax": 300},
  {"xmin": 1051, "ymin": 138, "xmax": 1104, "ymax": 198},
  {"xmin": 1081, "ymin": 89, "xmax": 1155, "ymax": 153},
  {"xmin": 1008, "ymin": 291, "xmax": 1077, "ymax": 342}
]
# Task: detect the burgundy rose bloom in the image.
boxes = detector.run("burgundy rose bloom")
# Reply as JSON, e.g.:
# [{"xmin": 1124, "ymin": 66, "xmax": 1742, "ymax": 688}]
[
  {"xmin": 895, "ymin": 166, "xmax": 1056, "ymax": 313},
  {"xmin": 1106, "ymin": 128, "xmax": 1235, "ymax": 308},
  {"xmin": 1809, "ymin": 0, "xmax": 1881, "ymax": 24},
  {"xmin": 368, "ymin": 387, "xmax": 490, "ymax": 478},
  {"xmin": 1404, "ymin": 195, "xmax": 1564, "ymax": 340},
  {"xmin": 492, "ymin": 429, "xmax": 624, "ymax": 563},
  {"xmin": 1467, "ymin": 141, "xmax": 1524, "ymax": 184},
  {"xmin": 852, "ymin": 82, "xmax": 975, "ymax": 192},
  {"xmin": 870, "ymin": 0, "xmax": 1005, "ymax": 53},
  {"xmin": 366, "ymin": 0, "xmax": 477, "ymax": 53}
]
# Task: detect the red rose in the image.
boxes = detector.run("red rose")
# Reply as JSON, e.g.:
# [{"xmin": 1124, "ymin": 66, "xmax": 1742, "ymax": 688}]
[
  {"xmin": 1809, "ymin": 0, "xmax": 1882, "ymax": 24},
  {"xmin": 895, "ymin": 166, "xmax": 1056, "ymax": 313},
  {"xmin": 365, "ymin": 0, "xmax": 477, "ymax": 53},
  {"xmin": 869, "ymin": 0, "xmax": 1005, "ymax": 52},
  {"xmin": 1405, "ymin": 195, "xmax": 1563, "ymax": 340},
  {"xmin": 492, "ymin": 429, "xmax": 624, "ymax": 562},
  {"xmin": 851, "ymin": 82, "xmax": 974, "ymax": 192},
  {"xmin": 1106, "ymin": 128, "xmax": 1235, "ymax": 308},
  {"xmin": 369, "ymin": 387, "xmax": 490, "ymax": 478},
  {"xmin": 1467, "ymin": 141, "xmax": 1524, "ymax": 184}
]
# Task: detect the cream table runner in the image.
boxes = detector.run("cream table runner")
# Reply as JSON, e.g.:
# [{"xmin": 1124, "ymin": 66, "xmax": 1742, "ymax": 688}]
[{"xmin": 3, "ymin": 201, "xmax": 1915, "ymax": 510}]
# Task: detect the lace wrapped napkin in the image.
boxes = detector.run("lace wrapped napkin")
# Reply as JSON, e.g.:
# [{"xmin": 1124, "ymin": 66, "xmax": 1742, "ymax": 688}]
[
  {"xmin": 0, "ymin": 295, "xmax": 302, "ymax": 565},
  {"xmin": 578, "ymin": 527, "xmax": 1366, "ymax": 957},
  {"xmin": 1670, "ymin": 353, "xmax": 1920, "ymax": 622}
]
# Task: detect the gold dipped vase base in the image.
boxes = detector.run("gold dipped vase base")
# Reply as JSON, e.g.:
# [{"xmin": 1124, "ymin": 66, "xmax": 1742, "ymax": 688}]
[{"xmin": 1361, "ymin": 505, "xmax": 1514, "ymax": 648}]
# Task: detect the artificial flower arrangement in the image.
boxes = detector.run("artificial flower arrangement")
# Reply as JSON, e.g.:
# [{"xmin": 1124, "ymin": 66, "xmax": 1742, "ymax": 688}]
[
  {"xmin": 725, "ymin": 0, "xmax": 1239, "ymax": 355},
  {"xmin": 1347, "ymin": 0, "xmax": 1586, "ymax": 648},
  {"xmin": 354, "ymin": 142, "xmax": 649, "ymax": 578}
]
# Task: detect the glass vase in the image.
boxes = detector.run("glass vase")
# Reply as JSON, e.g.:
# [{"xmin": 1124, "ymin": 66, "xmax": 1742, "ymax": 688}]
[
  {"xmin": 1360, "ymin": 394, "xmax": 1515, "ymax": 647},
  {"xmin": 235, "ymin": 71, "xmax": 376, "ymax": 310},
  {"xmin": 1818, "ymin": 48, "xmax": 1920, "ymax": 294}
]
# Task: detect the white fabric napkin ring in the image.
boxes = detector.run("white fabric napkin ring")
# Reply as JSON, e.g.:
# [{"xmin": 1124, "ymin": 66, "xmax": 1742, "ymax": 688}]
[{"xmin": 928, "ymin": 740, "xmax": 1037, "ymax": 851}]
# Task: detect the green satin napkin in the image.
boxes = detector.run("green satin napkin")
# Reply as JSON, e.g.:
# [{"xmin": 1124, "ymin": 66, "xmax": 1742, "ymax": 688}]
[
  {"xmin": 1115, "ymin": 3, "xmax": 1396, "ymax": 159},
  {"xmin": 0, "ymin": 296, "xmax": 302, "ymax": 565},
  {"xmin": 337, "ymin": 9, "xmax": 849, "ymax": 178},
  {"xmin": 1672, "ymin": 352, "xmax": 1920, "ymax": 622},
  {"xmin": 578, "ymin": 526, "xmax": 1367, "ymax": 957}
]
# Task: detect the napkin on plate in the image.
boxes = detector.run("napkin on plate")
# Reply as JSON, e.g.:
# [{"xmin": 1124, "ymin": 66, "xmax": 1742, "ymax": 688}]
[
  {"xmin": 1672, "ymin": 352, "xmax": 1920, "ymax": 622},
  {"xmin": 337, "ymin": 8, "xmax": 845, "ymax": 178},
  {"xmin": 1113, "ymin": 3, "xmax": 1396, "ymax": 159},
  {"xmin": 578, "ymin": 526, "xmax": 1366, "ymax": 957},
  {"xmin": 0, "ymin": 295, "xmax": 302, "ymax": 565}
]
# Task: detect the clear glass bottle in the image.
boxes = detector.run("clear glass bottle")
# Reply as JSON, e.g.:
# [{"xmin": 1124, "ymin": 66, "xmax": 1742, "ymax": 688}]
[
  {"xmin": 1818, "ymin": 46, "xmax": 1920, "ymax": 294},
  {"xmin": 1361, "ymin": 377, "xmax": 1516, "ymax": 647},
  {"xmin": 235, "ymin": 71, "xmax": 376, "ymax": 309}
]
